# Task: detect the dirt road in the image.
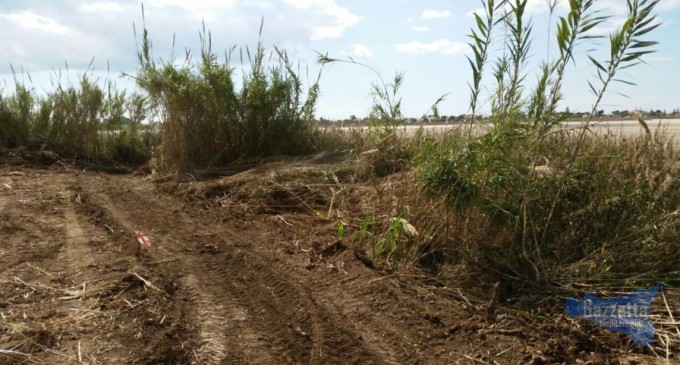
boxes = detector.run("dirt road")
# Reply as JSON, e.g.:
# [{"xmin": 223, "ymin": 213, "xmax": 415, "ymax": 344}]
[{"xmin": 0, "ymin": 165, "xmax": 670, "ymax": 364}]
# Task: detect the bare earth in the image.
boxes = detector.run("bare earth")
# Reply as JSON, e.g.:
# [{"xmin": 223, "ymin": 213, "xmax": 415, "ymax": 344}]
[{"xmin": 0, "ymin": 154, "xmax": 675, "ymax": 364}]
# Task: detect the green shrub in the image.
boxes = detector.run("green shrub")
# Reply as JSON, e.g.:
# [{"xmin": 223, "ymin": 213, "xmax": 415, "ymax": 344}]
[
  {"xmin": 418, "ymin": 0, "xmax": 669, "ymax": 287},
  {"xmin": 136, "ymin": 21, "xmax": 322, "ymax": 173},
  {"xmin": 0, "ymin": 74, "xmax": 153, "ymax": 165}
]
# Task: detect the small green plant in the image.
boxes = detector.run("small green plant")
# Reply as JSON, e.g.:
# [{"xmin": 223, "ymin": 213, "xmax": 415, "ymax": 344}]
[
  {"xmin": 336, "ymin": 221, "xmax": 345, "ymax": 240},
  {"xmin": 317, "ymin": 55, "xmax": 405, "ymax": 134},
  {"xmin": 360, "ymin": 213, "xmax": 375, "ymax": 240},
  {"xmin": 360, "ymin": 214, "xmax": 424, "ymax": 272}
]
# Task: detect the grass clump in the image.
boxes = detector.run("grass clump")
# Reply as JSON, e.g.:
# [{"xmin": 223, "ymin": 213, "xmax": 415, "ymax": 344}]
[{"xmin": 136, "ymin": 20, "xmax": 322, "ymax": 173}]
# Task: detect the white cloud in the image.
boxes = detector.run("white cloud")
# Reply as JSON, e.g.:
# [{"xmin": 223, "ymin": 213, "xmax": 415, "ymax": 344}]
[
  {"xmin": 658, "ymin": 0, "xmax": 680, "ymax": 11},
  {"xmin": 589, "ymin": 17, "xmax": 626, "ymax": 36},
  {"xmin": 395, "ymin": 39, "xmax": 467, "ymax": 55},
  {"xmin": 351, "ymin": 44, "xmax": 372, "ymax": 58},
  {"xmin": 0, "ymin": 10, "xmax": 117, "ymax": 72},
  {"xmin": 283, "ymin": 0, "xmax": 360, "ymax": 40},
  {"xmin": 466, "ymin": 0, "xmax": 567, "ymax": 17},
  {"xmin": 422, "ymin": 9, "xmax": 451, "ymax": 19},
  {"xmin": 1, "ymin": 11, "xmax": 72, "ymax": 35},
  {"xmin": 592, "ymin": 0, "xmax": 680, "ymax": 14},
  {"xmin": 468, "ymin": 0, "xmax": 679, "ymax": 18},
  {"xmin": 79, "ymin": 2, "xmax": 126, "ymax": 13},
  {"xmin": 146, "ymin": 0, "xmax": 238, "ymax": 20},
  {"xmin": 411, "ymin": 26, "xmax": 430, "ymax": 33},
  {"xmin": 249, "ymin": 1, "xmax": 275, "ymax": 10},
  {"xmin": 464, "ymin": 7, "xmax": 482, "ymax": 18},
  {"xmin": 147, "ymin": 0, "xmax": 236, "ymax": 9},
  {"xmin": 525, "ymin": 0, "xmax": 567, "ymax": 15}
]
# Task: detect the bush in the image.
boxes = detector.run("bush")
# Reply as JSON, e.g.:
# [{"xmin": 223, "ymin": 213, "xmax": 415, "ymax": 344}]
[
  {"xmin": 0, "ymin": 75, "xmax": 153, "ymax": 165},
  {"xmin": 136, "ymin": 22, "xmax": 322, "ymax": 173},
  {"xmin": 417, "ymin": 0, "xmax": 670, "ymax": 288}
]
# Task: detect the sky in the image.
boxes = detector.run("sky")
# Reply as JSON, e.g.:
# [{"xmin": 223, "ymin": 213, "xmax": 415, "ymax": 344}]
[{"xmin": 1, "ymin": 0, "xmax": 679, "ymax": 120}]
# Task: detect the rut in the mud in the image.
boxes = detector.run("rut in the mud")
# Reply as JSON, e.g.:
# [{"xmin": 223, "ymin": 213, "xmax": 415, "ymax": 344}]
[{"xmin": 74, "ymin": 174, "xmax": 393, "ymax": 364}]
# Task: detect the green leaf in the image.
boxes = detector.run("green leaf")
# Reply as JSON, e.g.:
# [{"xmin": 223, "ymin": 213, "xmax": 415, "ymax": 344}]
[
  {"xmin": 634, "ymin": 23, "xmax": 661, "ymax": 37},
  {"xmin": 612, "ymin": 91, "xmax": 630, "ymax": 98},
  {"xmin": 588, "ymin": 56, "xmax": 607, "ymax": 73},
  {"xmin": 621, "ymin": 50, "xmax": 655, "ymax": 62},
  {"xmin": 619, "ymin": 61, "xmax": 642, "ymax": 69},
  {"xmin": 633, "ymin": 16, "xmax": 657, "ymax": 32},
  {"xmin": 474, "ymin": 13, "xmax": 487, "ymax": 32},
  {"xmin": 613, "ymin": 78, "xmax": 636, "ymax": 86},
  {"xmin": 466, "ymin": 56, "xmax": 479, "ymax": 74},
  {"xmin": 630, "ymin": 40, "xmax": 658, "ymax": 49}
]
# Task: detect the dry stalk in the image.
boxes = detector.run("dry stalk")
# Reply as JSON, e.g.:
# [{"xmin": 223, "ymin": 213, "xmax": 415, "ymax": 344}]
[
  {"xmin": 275, "ymin": 215, "xmax": 293, "ymax": 226},
  {"xmin": 661, "ymin": 290, "xmax": 680, "ymax": 338},
  {"xmin": 13, "ymin": 277, "xmax": 59, "ymax": 292},
  {"xmin": 26, "ymin": 263, "xmax": 54, "ymax": 278},
  {"xmin": 0, "ymin": 349, "xmax": 31, "ymax": 357},
  {"xmin": 634, "ymin": 110, "xmax": 652, "ymax": 141},
  {"xmin": 270, "ymin": 180, "xmax": 315, "ymax": 213},
  {"xmin": 485, "ymin": 282, "xmax": 501, "ymax": 323},
  {"xmin": 131, "ymin": 272, "xmax": 161, "ymax": 292}
]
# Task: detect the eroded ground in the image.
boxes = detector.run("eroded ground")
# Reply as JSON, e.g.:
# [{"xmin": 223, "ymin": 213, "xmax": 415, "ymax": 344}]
[{"xmin": 0, "ymin": 158, "xmax": 676, "ymax": 364}]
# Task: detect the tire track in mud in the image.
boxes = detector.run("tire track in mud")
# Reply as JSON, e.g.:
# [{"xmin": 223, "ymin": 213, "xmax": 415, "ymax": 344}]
[
  {"xmin": 73, "ymin": 187, "xmax": 236, "ymax": 363},
  {"xmin": 0, "ymin": 174, "xmax": 151, "ymax": 365},
  {"xmin": 248, "ymin": 245, "xmax": 420, "ymax": 365},
  {"xmin": 0, "ymin": 191, "xmax": 6, "ymax": 212},
  {"xmin": 78, "ymin": 175, "xmax": 387, "ymax": 364},
  {"xmin": 60, "ymin": 208, "xmax": 97, "ymax": 278},
  {"xmin": 179, "ymin": 274, "xmax": 230, "ymax": 363},
  {"xmin": 205, "ymin": 239, "xmax": 404, "ymax": 364},
  {"xmin": 299, "ymin": 274, "xmax": 410, "ymax": 365},
  {"xmin": 54, "ymin": 183, "xmax": 139, "ymax": 364},
  {"xmin": 136, "ymin": 190, "xmax": 386, "ymax": 364},
  {"xmin": 251, "ymin": 228, "xmax": 458, "ymax": 363},
  {"xmin": 56, "ymin": 180, "xmax": 110, "ymax": 279},
  {"xmin": 180, "ymin": 274, "xmax": 276, "ymax": 364},
  {"xmin": 75, "ymin": 177, "xmax": 284, "ymax": 364}
]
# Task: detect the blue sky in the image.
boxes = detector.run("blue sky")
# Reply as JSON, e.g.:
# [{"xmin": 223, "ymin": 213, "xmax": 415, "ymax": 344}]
[{"xmin": 1, "ymin": 0, "xmax": 679, "ymax": 119}]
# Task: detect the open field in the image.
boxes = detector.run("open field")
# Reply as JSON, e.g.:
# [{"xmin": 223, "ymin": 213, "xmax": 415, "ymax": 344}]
[
  {"xmin": 337, "ymin": 119, "xmax": 680, "ymax": 140},
  {"xmin": 1, "ymin": 153, "xmax": 678, "ymax": 365}
]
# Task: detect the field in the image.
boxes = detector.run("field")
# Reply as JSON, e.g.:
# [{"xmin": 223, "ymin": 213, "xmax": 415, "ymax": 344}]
[
  {"xmin": 0, "ymin": 150, "xmax": 678, "ymax": 365},
  {"xmin": 344, "ymin": 119, "xmax": 680, "ymax": 139}
]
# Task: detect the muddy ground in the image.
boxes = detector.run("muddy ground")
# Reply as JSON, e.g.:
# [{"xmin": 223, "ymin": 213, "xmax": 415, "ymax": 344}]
[{"xmin": 0, "ymin": 153, "xmax": 677, "ymax": 364}]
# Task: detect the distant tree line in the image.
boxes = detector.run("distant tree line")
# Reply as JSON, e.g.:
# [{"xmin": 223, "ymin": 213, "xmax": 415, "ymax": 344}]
[{"xmin": 313, "ymin": 108, "xmax": 680, "ymax": 125}]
